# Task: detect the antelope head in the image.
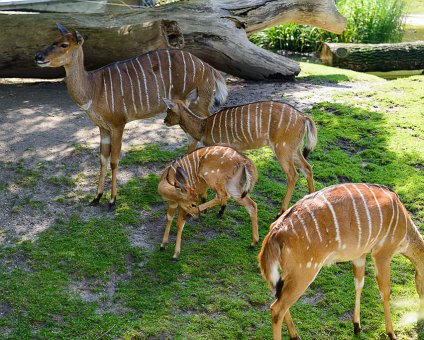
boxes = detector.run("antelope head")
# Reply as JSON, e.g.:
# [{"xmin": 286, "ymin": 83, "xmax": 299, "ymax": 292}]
[
  {"xmin": 164, "ymin": 167, "xmax": 199, "ymax": 217},
  {"xmin": 163, "ymin": 88, "xmax": 199, "ymax": 126},
  {"xmin": 34, "ymin": 23, "xmax": 84, "ymax": 68}
]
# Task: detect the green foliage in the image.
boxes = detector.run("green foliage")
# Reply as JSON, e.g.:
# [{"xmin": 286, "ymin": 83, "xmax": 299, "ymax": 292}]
[
  {"xmin": 250, "ymin": 0, "xmax": 407, "ymax": 52},
  {"xmin": 0, "ymin": 68, "xmax": 423, "ymax": 338}
]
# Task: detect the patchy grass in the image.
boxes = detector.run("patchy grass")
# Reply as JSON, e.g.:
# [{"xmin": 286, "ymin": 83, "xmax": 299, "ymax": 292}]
[{"xmin": 0, "ymin": 67, "xmax": 423, "ymax": 339}]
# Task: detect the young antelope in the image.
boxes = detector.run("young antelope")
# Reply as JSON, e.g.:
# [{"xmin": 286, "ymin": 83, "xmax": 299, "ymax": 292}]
[{"xmin": 158, "ymin": 145, "xmax": 258, "ymax": 260}]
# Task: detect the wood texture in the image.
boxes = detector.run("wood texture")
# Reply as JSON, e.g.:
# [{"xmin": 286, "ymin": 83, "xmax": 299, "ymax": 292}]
[
  {"xmin": 321, "ymin": 41, "xmax": 424, "ymax": 72},
  {"xmin": 1, "ymin": 0, "xmax": 347, "ymax": 79}
]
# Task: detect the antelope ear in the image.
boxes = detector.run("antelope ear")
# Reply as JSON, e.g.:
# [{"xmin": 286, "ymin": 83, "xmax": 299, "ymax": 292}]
[
  {"xmin": 73, "ymin": 30, "xmax": 84, "ymax": 45},
  {"xmin": 174, "ymin": 167, "xmax": 188, "ymax": 191},
  {"xmin": 56, "ymin": 22, "xmax": 70, "ymax": 35},
  {"xmin": 162, "ymin": 98, "xmax": 177, "ymax": 111},
  {"xmin": 185, "ymin": 88, "xmax": 199, "ymax": 105}
]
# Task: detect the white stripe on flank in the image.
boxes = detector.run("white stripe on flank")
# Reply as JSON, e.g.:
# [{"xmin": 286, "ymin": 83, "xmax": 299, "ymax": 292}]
[
  {"xmin": 184, "ymin": 157, "xmax": 194, "ymax": 186},
  {"xmin": 391, "ymin": 197, "xmax": 400, "ymax": 242},
  {"xmin": 352, "ymin": 184, "xmax": 373, "ymax": 248},
  {"xmin": 108, "ymin": 67, "xmax": 115, "ymax": 112},
  {"xmin": 240, "ymin": 106, "xmax": 248, "ymax": 143},
  {"xmin": 303, "ymin": 203, "xmax": 323, "ymax": 242},
  {"xmin": 156, "ymin": 51, "xmax": 167, "ymax": 97},
  {"xmin": 255, "ymin": 103, "xmax": 259, "ymax": 139},
  {"xmin": 224, "ymin": 110, "xmax": 230, "ymax": 143},
  {"xmin": 130, "ymin": 60, "xmax": 144, "ymax": 112},
  {"xmin": 147, "ymin": 53, "xmax": 161, "ymax": 106},
  {"xmin": 115, "ymin": 64, "xmax": 128, "ymax": 115},
  {"xmin": 136, "ymin": 57, "xmax": 150, "ymax": 112},
  {"xmin": 294, "ymin": 211, "xmax": 311, "ymax": 243},
  {"xmin": 318, "ymin": 192, "xmax": 342, "ymax": 248},
  {"xmin": 199, "ymin": 59, "xmax": 205, "ymax": 80},
  {"xmin": 278, "ymin": 105, "xmax": 284, "ymax": 127},
  {"xmin": 124, "ymin": 64, "xmax": 137, "ymax": 114},
  {"xmin": 288, "ymin": 218, "xmax": 299, "ymax": 238},
  {"xmin": 181, "ymin": 50, "xmax": 187, "ymax": 93},
  {"xmin": 211, "ymin": 114, "xmax": 218, "ymax": 144},
  {"xmin": 268, "ymin": 102, "xmax": 273, "ymax": 138},
  {"xmin": 188, "ymin": 52, "xmax": 196, "ymax": 83},
  {"xmin": 229, "ymin": 108, "xmax": 236, "ymax": 143},
  {"xmin": 233, "ymin": 108, "xmax": 241, "ymax": 142},
  {"xmin": 247, "ymin": 104, "xmax": 254, "ymax": 143},
  {"xmin": 285, "ymin": 107, "xmax": 292, "ymax": 132},
  {"xmin": 218, "ymin": 112, "xmax": 223, "ymax": 142},
  {"xmin": 259, "ymin": 103, "xmax": 263, "ymax": 136},
  {"xmin": 379, "ymin": 188, "xmax": 396, "ymax": 246},
  {"xmin": 221, "ymin": 147, "xmax": 231, "ymax": 158},
  {"xmin": 230, "ymin": 150, "xmax": 237, "ymax": 160},
  {"xmin": 365, "ymin": 184, "xmax": 383, "ymax": 245},
  {"xmin": 103, "ymin": 73, "xmax": 109, "ymax": 109},
  {"xmin": 167, "ymin": 50, "xmax": 172, "ymax": 98},
  {"xmin": 341, "ymin": 184, "xmax": 362, "ymax": 249}
]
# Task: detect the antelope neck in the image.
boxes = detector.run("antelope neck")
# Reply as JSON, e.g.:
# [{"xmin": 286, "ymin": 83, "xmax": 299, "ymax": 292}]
[{"xmin": 63, "ymin": 47, "xmax": 93, "ymax": 108}]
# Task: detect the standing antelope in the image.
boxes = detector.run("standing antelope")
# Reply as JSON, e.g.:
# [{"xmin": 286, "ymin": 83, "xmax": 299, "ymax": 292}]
[
  {"xmin": 34, "ymin": 23, "xmax": 227, "ymax": 211},
  {"xmin": 163, "ymin": 89, "xmax": 317, "ymax": 216},
  {"xmin": 258, "ymin": 183, "xmax": 424, "ymax": 340},
  {"xmin": 158, "ymin": 145, "xmax": 258, "ymax": 260}
]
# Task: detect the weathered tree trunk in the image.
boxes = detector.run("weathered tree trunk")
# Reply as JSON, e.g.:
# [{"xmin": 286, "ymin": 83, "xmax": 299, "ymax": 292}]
[
  {"xmin": 321, "ymin": 41, "xmax": 424, "ymax": 72},
  {"xmin": 0, "ymin": 0, "xmax": 346, "ymax": 80}
]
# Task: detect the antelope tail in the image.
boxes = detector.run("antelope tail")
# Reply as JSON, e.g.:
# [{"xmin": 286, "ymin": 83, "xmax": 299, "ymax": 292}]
[
  {"xmin": 241, "ymin": 160, "xmax": 257, "ymax": 198},
  {"xmin": 303, "ymin": 117, "xmax": 318, "ymax": 159},
  {"xmin": 258, "ymin": 230, "xmax": 282, "ymax": 297},
  {"xmin": 212, "ymin": 68, "xmax": 228, "ymax": 107}
]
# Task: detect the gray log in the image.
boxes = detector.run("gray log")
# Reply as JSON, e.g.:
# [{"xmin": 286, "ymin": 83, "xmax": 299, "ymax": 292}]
[
  {"xmin": 321, "ymin": 41, "xmax": 424, "ymax": 72},
  {"xmin": 0, "ymin": 0, "xmax": 346, "ymax": 80}
]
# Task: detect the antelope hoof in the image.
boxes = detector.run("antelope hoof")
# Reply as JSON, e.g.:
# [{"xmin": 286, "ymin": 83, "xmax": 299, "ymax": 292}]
[
  {"xmin": 388, "ymin": 333, "xmax": 397, "ymax": 340},
  {"xmin": 353, "ymin": 322, "xmax": 361, "ymax": 335},
  {"xmin": 89, "ymin": 193, "xmax": 102, "ymax": 206},
  {"xmin": 290, "ymin": 336, "xmax": 301, "ymax": 340},
  {"xmin": 108, "ymin": 201, "xmax": 116, "ymax": 212},
  {"xmin": 218, "ymin": 205, "xmax": 227, "ymax": 218},
  {"xmin": 160, "ymin": 245, "xmax": 165, "ymax": 251},
  {"xmin": 171, "ymin": 257, "xmax": 179, "ymax": 262},
  {"xmin": 250, "ymin": 240, "xmax": 259, "ymax": 249}
]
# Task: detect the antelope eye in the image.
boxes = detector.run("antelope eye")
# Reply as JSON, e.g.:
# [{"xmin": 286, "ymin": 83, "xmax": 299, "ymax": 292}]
[
  {"xmin": 61, "ymin": 43, "xmax": 69, "ymax": 48},
  {"xmin": 191, "ymin": 203, "xmax": 197, "ymax": 207}
]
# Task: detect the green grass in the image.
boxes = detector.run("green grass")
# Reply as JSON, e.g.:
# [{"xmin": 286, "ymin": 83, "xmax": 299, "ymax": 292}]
[{"xmin": 0, "ymin": 67, "xmax": 423, "ymax": 339}]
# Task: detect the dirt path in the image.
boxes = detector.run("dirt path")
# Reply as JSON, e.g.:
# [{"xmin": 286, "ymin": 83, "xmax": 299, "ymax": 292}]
[{"xmin": 0, "ymin": 76, "xmax": 381, "ymax": 247}]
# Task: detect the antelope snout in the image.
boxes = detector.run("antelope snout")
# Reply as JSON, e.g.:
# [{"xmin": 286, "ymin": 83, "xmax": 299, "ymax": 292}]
[{"xmin": 34, "ymin": 52, "xmax": 49, "ymax": 66}]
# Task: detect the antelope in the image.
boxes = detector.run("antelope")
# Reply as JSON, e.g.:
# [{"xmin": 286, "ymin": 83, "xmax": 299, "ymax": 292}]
[
  {"xmin": 34, "ymin": 23, "xmax": 227, "ymax": 211},
  {"xmin": 162, "ymin": 89, "xmax": 317, "ymax": 216},
  {"xmin": 258, "ymin": 183, "xmax": 424, "ymax": 340},
  {"xmin": 158, "ymin": 145, "xmax": 258, "ymax": 260}
]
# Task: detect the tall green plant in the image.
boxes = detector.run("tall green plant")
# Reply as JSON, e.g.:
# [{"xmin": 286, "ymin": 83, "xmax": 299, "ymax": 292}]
[{"xmin": 250, "ymin": 0, "xmax": 406, "ymax": 53}]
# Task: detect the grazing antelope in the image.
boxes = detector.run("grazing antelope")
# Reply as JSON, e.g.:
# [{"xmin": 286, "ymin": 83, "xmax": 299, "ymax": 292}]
[
  {"xmin": 163, "ymin": 89, "xmax": 317, "ymax": 216},
  {"xmin": 258, "ymin": 183, "xmax": 424, "ymax": 340},
  {"xmin": 158, "ymin": 145, "xmax": 258, "ymax": 260},
  {"xmin": 34, "ymin": 23, "xmax": 227, "ymax": 211}
]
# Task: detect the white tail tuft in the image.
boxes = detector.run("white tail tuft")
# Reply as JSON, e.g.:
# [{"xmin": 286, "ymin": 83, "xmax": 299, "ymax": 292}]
[{"xmin": 213, "ymin": 70, "xmax": 228, "ymax": 106}]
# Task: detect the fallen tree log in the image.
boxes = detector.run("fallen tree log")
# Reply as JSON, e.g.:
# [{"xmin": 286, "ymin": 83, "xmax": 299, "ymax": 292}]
[
  {"xmin": 0, "ymin": 0, "xmax": 346, "ymax": 80},
  {"xmin": 321, "ymin": 41, "xmax": 424, "ymax": 72}
]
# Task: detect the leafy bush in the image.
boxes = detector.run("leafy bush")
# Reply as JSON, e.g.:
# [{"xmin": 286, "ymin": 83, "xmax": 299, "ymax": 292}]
[{"xmin": 249, "ymin": 0, "xmax": 406, "ymax": 53}]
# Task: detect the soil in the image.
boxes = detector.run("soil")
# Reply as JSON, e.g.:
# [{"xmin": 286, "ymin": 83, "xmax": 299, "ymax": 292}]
[{"xmin": 0, "ymin": 75, "xmax": 382, "ymax": 248}]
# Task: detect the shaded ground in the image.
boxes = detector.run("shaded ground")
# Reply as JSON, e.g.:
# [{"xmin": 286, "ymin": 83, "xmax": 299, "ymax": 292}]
[{"xmin": 0, "ymin": 75, "xmax": 380, "ymax": 247}]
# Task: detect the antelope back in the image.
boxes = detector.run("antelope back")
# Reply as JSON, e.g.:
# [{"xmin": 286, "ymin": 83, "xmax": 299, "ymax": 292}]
[{"xmin": 270, "ymin": 183, "xmax": 413, "ymax": 265}]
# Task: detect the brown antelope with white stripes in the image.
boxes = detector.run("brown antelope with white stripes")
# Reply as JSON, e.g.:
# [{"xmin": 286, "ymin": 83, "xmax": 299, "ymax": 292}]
[
  {"xmin": 258, "ymin": 183, "xmax": 424, "ymax": 340},
  {"xmin": 163, "ymin": 89, "xmax": 317, "ymax": 216},
  {"xmin": 158, "ymin": 145, "xmax": 258, "ymax": 260},
  {"xmin": 34, "ymin": 23, "xmax": 227, "ymax": 211}
]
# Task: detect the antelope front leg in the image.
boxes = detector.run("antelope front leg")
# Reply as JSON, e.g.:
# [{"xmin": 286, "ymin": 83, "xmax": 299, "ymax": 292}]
[
  {"xmin": 352, "ymin": 255, "xmax": 367, "ymax": 334},
  {"xmin": 108, "ymin": 127, "xmax": 124, "ymax": 212},
  {"xmin": 234, "ymin": 195, "xmax": 259, "ymax": 247},
  {"xmin": 90, "ymin": 128, "xmax": 111, "ymax": 206},
  {"xmin": 160, "ymin": 203, "xmax": 177, "ymax": 250},
  {"xmin": 173, "ymin": 207, "xmax": 187, "ymax": 261},
  {"xmin": 198, "ymin": 192, "xmax": 229, "ymax": 216}
]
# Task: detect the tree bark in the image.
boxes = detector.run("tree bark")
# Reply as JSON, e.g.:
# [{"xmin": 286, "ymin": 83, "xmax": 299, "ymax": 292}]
[
  {"xmin": 0, "ymin": 0, "xmax": 346, "ymax": 80},
  {"xmin": 321, "ymin": 41, "xmax": 424, "ymax": 72}
]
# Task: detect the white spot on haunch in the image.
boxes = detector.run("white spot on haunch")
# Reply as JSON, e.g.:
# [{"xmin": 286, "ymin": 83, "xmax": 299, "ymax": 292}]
[
  {"xmin": 204, "ymin": 172, "xmax": 208, "ymax": 176},
  {"xmin": 306, "ymin": 262, "xmax": 312, "ymax": 268}
]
